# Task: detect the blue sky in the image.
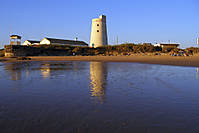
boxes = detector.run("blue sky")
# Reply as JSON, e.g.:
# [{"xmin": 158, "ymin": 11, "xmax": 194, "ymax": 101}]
[{"xmin": 0, "ymin": 0, "xmax": 199, "ymax": 48}]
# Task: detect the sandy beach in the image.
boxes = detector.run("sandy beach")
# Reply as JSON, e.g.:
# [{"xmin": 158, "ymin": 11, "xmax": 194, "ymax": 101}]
[{"xmin": 0, "ymin": 55, "xmax": 199, "ymax": 67}]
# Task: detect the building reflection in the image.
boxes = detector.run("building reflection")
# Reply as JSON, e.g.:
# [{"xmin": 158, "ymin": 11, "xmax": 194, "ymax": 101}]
[
  {"xmin": 90, "ymin": 62, "xmax": 107, "ymax": 104},
  {"xmin": 196, "ymin": 68, "xmax": 199, "ymax": 80},
  {"xmin": 40, "ymin": 64, "xmax": 51, "ymax": 78},
  {"xmin": 39, "ymin": 62, "xmax": 86, "ymax": 78},
  {"xmin": 4, "ymin": 63, "xmax": 22, "ymax": 81},
  {"xmin": 4, "ymin": 61, "xmax": 86, "ymax": 80}
]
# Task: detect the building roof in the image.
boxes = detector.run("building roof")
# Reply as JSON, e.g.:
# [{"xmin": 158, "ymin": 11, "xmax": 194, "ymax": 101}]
[
  {"xmin": 10, "ymin": 35, "xmax": 21, "ymax": 39},
  {"xmin": 27, "ymin": 40, "xmax": 40, "ymax": 44},
  {"xmin": 46, "ymin": 38, "xmax": 88, "ymax": 46}
]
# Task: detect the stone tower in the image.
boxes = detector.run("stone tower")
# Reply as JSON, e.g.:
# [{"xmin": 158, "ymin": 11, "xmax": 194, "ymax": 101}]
[{"xmin": 90, "ymin": 15, "xmax": 108, "ymax": 48}]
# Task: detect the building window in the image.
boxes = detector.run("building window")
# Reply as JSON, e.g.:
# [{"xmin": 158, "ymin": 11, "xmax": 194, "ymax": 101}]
[
  {"xmin": 97, "ymin": 24, "xmax": 99, "ymax": 26},
  {"xmin": 97, "ymin": 30, "xmax": 99, "ymax": 32}
]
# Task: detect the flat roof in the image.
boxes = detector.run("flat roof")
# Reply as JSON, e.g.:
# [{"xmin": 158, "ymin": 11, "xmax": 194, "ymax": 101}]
[{"xmin": 10, "ymin": 35, "xmax": 21, "ymax": 39}]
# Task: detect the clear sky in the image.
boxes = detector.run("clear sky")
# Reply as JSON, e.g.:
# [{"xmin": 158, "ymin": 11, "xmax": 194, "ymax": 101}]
[{"xmin": 0, "ymin": 0, "xmax": 199, "ymax": 48}]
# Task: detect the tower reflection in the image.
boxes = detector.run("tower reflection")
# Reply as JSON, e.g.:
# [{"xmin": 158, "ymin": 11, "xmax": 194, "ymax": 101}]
[
  {"xmin": 90, "ymin": 62, "xmax": 107, "ymax": 104},
  {"xmin": 196, "ymin": 68, "xmax": 199, "ymax": 80}
]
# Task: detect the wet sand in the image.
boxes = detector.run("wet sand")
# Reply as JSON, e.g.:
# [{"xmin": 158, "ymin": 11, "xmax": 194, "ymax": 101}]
[{"xmin": 0, "ymin": 55, "xmax": 199, "ymax": 67}]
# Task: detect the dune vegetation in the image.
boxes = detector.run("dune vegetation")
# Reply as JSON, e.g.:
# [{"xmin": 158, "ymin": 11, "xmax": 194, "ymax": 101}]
[{"xmin": 3, "ymin": 43, "xmax": 199, "ymax": 57}]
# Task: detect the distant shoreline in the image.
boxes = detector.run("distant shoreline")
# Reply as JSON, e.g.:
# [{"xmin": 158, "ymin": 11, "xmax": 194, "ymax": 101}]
[{"xmin": 0, "ymin": 55, "xmax": 199, "ymax": 67}]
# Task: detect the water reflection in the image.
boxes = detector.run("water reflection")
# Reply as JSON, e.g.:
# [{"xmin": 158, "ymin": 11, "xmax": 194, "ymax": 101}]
[
  {"xmin": 4, "ymin": 63, "xmax": 22, "ymax": 80},
  {"xmin": 39, "ymin": 62, "xmax": 86, "ymax": 78},
  {"xmin": 1, "ymin": 61, "xmax": 199, "ymax": 132},
  {"xmin": 40, "ymin": 64, "xmax": 51, "ymax": 78},
  {"xmin": 4, "ymin": 61, "xmax": 87, "ymax": 80},
  {"xmin": 90, "ymin": 62, "xmax": 107, "ymax": 104},
  {"xmin": 196, "ymin": 68, "xmax": 199, "ymax": 79},
  {"xmin": 4, "ymin": 61, "xmax": 108, "ymax": 103}
]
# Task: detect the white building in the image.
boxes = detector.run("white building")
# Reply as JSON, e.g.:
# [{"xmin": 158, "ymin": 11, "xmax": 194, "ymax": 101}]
[
  {"xmin": 90, "ymin": 15, "xmax": 108, "ymax": 48},
  {"xmin": 154, "ymin": 43, "xmax": 180, "ymax": 48},
  {"xmin": 22, "ymin": 40, "xmax": 40, "ymax": 46},
  {"xmin": 40, "ymin": 37, "xmax": 88, "ymax": 46}
]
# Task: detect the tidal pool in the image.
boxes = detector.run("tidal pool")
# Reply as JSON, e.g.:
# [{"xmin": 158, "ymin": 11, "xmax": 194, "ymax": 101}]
[{"xmin": 0, "ymin": 61, "xmax": 199, "ymax": 133}]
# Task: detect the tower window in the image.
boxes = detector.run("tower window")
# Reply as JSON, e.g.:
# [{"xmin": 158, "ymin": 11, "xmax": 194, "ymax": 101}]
[
  {"xmin": 97, "ymin": 30, "xmax": 99, "ymax": 32},
  {"xmin": 97, "ymin": 24, "xmax": 99, "ymax": 26}
]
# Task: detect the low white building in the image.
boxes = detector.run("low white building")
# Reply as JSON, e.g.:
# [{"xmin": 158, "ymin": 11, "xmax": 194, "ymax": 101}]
[
  {"xmin": 40, "ymin": 37, "xmax": 88, "ymax": 46},
  {"xmin": 22, "ymin": 40, "xmax": 40, "ymax": 46},
  {"xmin": 154, "ymin": 43, "xmax": 180, "ymax": 48}
]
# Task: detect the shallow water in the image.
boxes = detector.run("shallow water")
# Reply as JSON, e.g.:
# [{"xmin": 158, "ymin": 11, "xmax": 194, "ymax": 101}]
[{"xmin": 0, "ymin": 61, "xmax": 199, "ymax": 133}]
